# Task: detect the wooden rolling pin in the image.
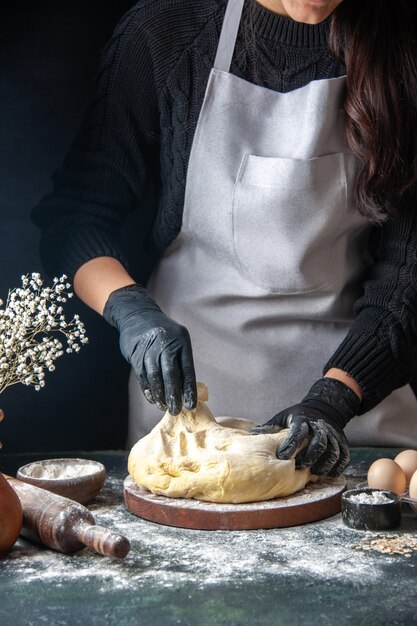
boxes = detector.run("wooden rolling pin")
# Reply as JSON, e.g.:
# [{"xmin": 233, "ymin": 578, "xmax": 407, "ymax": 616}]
[{"xmin": 5, "ymin": 475, "xmax": 130, "ymax": 559}]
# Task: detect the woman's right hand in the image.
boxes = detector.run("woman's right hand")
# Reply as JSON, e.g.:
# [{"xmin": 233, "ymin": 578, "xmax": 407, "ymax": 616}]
[{"xmin": 103, "ymin": 284, "xmax": 197, "ymax": 415}]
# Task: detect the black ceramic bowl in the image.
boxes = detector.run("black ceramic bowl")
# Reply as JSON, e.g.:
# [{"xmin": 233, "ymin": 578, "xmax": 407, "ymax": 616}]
[{"xmin": 341, "ymin": 488, "xmax": 401, "ymax": 531}]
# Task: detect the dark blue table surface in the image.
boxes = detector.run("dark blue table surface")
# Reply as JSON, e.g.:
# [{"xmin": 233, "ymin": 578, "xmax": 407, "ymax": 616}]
[{"xmin": 1, "ymin": 448, "xmax": 416, "ymax": 626}]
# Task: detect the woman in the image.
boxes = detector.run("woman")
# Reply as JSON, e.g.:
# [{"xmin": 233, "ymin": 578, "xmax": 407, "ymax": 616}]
[{"xmin": 32, "ymin": 0, "xmax": 417, "ymax": 476}]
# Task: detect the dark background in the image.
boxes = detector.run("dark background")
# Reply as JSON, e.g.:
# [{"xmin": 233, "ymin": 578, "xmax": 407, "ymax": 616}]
[{"xmin": 0, "ymin": 1, "xmax": 139, "ymax": 452}]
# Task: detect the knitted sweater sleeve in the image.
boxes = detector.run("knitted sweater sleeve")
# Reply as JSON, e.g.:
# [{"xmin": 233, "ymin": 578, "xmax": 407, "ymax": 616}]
[
  {"xmin": 31, "ymin": 9, "xmax": 160, "ymax": 282},
  {"xmin": 324, "ymin": 202, "xmax": 417, "ymax": 413}
]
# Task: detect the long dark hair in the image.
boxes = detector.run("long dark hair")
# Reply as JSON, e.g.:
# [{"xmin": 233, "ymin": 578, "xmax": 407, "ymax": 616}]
[{"xmin": 330, "ymin": 0, "xmax": 417, "ymax": 221}]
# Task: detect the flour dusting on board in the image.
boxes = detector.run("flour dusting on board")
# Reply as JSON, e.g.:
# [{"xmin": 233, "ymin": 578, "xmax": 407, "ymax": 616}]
[{"xmin": 2, "ymin": 473, "xmax": 392, "ymax": 592}]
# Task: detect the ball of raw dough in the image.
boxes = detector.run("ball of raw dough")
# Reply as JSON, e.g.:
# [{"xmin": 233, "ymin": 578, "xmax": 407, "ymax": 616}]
[{"xmin": 128, "ymin": 383, "xmax": 311, "ymax": 504}]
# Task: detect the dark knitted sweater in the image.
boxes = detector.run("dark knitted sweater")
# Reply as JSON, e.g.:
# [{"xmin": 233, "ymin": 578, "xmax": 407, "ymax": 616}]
[{"xmin": 31, "ymin": 0, "xmax": 417, "ymax": 413}]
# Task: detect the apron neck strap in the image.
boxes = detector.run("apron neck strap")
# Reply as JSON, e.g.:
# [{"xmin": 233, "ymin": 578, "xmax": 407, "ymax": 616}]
[{"xmin": 214, "ymin": 0, "xmax": 246, "ymax": 72}]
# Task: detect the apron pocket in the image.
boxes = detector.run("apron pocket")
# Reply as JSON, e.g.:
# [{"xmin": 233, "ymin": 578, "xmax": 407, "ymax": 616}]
[{"xmin": 232, "ymin": 152, "xmax": 347, "ymax": 294}]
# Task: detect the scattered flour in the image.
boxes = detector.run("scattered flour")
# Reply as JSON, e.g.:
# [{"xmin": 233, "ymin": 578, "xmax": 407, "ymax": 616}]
[{"xmin": 2, "ymin": 474, "xmax": 389, "ymax": 592}]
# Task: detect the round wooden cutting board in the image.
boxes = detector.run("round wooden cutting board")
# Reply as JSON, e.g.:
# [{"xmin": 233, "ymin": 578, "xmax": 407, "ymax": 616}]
[{"xmin": 123, "ymin": 475, "xmax": 346, "ymax": 530}]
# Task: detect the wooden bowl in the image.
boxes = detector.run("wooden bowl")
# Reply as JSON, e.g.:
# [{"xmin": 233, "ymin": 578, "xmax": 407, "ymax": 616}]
[{"xmin": 16, "ymin": 458, "xmax": 106, "ymax": 505}]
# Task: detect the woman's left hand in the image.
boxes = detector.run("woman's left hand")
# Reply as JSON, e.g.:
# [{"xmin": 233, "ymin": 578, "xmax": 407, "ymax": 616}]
[{"xmin": 251, "ymin": 378, "xmax": 361, "ymax": 477}]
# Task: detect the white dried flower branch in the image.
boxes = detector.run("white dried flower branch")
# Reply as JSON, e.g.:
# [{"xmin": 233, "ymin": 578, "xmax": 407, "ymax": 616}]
[{"xmin": 0, "ymin": 273, "xmax": 88, "ymax": 394}]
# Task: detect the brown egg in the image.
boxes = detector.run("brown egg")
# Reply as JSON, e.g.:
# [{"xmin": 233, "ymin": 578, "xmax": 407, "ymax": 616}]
[
  {"xmin": 409, "ymin": 470, "xmax": 417, "ymax": 500},
  {"xmin": 367, "ymin": 458, "xmax": 407, "ymax": 494},
  {"xmin": 394, "ymin": 449, "xmax": 417, "ymax": 484}
]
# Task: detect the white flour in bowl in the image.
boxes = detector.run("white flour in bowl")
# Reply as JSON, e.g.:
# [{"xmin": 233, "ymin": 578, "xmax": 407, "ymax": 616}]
[{"xmin": 347, "ymin": 491, "xmax": 395, "ymax": 505}]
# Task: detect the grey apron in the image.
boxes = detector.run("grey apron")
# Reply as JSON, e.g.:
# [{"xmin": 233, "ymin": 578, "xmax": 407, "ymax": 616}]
[{"xmin": 128, "ymin": 0, "xmax": 417, "ymax": 448}]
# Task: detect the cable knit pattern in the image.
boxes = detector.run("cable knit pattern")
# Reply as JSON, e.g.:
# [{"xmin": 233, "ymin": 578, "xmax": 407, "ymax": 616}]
[
  {"xmin": 31, "ymin": 0, "xmax": 417, "ymax": 410},
  {"xmin": 325, "ymin": 206, "xmax": 417, "ymax": 412},
  {"xmin": 33, "ymin": 0, "xmax": 342, "ymax": 270}
]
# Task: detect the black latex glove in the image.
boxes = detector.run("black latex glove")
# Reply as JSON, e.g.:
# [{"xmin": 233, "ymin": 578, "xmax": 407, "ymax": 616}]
[
  {"xmin": 251, "ymin": 378, "xmax": 361, "ymax": 476},
  {"xmin": 103, "ymin": 284, "xmax": 197, "ymax": 415}
]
